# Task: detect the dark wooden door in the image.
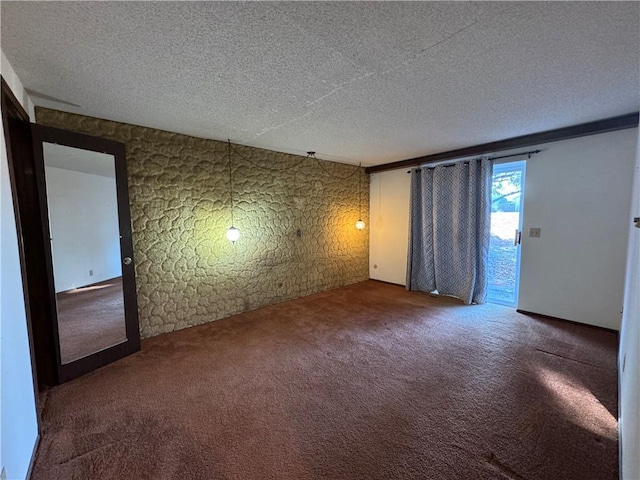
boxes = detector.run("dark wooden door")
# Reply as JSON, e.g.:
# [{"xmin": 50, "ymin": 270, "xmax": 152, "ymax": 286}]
[{"xmin": 31, "ymin": 124, "xmax": 140, "ymax": 383}]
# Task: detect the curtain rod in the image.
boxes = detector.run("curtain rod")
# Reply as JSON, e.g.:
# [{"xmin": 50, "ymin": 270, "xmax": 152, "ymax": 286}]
[{"xmin": 407, "ymin": 149, "xmax": 541, "ymax": 173}]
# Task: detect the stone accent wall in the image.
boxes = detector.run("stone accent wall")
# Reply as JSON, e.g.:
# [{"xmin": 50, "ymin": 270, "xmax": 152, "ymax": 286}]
[{"xmin": 36, "ymin": 108, "xmax": 369, "ymax": 338}]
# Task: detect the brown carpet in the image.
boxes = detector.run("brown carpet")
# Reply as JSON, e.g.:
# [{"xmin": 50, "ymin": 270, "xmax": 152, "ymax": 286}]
[
  {"xmin": 56, "ymin": 277, "xmax": 127, "ymax": 364},
  {"xmin": 34, "ymin": 280, "xmax": 618, "ymax": 480}
]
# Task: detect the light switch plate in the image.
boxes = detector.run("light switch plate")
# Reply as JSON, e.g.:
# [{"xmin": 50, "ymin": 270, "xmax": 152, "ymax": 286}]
[{"xmin": 529, "ymin": 228, "xmax": 541, "ymax": 238}]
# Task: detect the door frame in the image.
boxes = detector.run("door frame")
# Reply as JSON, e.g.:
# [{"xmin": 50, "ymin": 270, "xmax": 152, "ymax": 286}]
[
  {"xmin": 31, "ymin": 124, "xmax": 141, "ymax": 383},
  {"xmin": 1, "ymin": 77, "xmax": 57, "ymax": 390}
]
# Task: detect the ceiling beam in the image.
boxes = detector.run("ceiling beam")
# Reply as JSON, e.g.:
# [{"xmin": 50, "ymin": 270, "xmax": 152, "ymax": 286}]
[{"xmin": 365, "ymin": 112, "xmax": 640, "ymax": 174}]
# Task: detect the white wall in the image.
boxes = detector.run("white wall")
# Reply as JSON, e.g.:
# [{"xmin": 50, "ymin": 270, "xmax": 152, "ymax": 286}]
[
  {"xmin": 369, "ymin": 168, "xmax": 411, "ymax": 285},
  {"xmin": 0, "ymin": 52, "xmax": 39, "ymax": 480},
  {"xmin": 619, "ymin": 128, "xmax": 639, "ymax": 480},
  {"xmin": 518, "ymin": 128, "xmax": 637, "ymax": 330},
  {"xmin": 44, "ymin": 166, "xmax": 121, "ymax": 292},
  {"xmin": 369, "ymin": 128, "xmax": 638, "ymax": 331}
]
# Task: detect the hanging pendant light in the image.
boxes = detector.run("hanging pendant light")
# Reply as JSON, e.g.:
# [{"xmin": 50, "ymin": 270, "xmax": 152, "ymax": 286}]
[
  {"xmin": 225, "ymin": 139, "xmax": 240, "ymax": 243},
  {"xmin": 226, "ymin": 225, "xmax": 240, "ymax": 242},
  {"xmin": 355, "ymin": 162, "xmax": 366, "ymax": 230},
  {"xmin": 305, "ymin": 151, "xmax": 365, "ymax": 229}
]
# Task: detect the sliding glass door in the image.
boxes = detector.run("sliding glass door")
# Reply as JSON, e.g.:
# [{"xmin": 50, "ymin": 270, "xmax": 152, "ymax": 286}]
[{"xmin": 487, "ymin": 161, "xmax": 526, "ymax": 307}]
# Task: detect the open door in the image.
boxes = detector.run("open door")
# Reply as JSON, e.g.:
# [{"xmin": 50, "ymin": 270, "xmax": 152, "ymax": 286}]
[{"xmin": 31, "ymin": 124, "xmax": 140, "ymax": 383}]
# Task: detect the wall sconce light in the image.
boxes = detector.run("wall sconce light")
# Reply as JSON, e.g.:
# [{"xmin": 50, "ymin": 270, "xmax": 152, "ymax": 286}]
[
  {"xmin": 355, "ymin": 162, "xmax": 366, "ymax": 230},
  {"xmin": 225, "ymin": 139, "xmax": 240, "ymax": 244}
]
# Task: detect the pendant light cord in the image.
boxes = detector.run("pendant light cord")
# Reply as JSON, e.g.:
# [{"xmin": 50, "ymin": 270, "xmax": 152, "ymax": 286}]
[
  {"xmin": 229, "ymin": 143, "xmax": 307, "ymax": 174},
  {"xmin": 227, "ymin": 139, "xmax": 234, "ymax": 225},
  {"xmin": 358, "ymin": 162, "xmax": 362, "ymax": 218},
  {"xmin": 308, "ymin": 152, "xmax": 360, "ymax": 180},
  {"xmin": 227, "ymin": 142, "xmax": 361, "ymax": 180},
  {"xmin": 223, "ymin": 140, "xmax": 365, "ymax": 224}
]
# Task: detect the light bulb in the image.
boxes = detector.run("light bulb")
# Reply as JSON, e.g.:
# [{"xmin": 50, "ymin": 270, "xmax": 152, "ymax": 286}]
[
  {"xmin": 355, "ymin": 219, "xmax": 366, "ymax": 230},
  {"xmin": 226, "ymin": 226, "xmax": 240, "ymax": 242}
]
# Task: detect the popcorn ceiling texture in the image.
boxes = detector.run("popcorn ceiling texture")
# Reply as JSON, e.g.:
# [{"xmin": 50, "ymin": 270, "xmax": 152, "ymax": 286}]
[
  {"xmin": 6, "ymin": 3, "xmax": 639, "ymax": 165},
  {"xmin": 36, "ymin": 108, "xmax": 369, "ymax": 338}
]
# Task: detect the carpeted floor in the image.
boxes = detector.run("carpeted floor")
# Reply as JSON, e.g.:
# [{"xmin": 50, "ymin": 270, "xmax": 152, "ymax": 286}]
[
  {"xmin": 34, "ymin": 280, "xmax": 618, "ymax": 480},
  {"xmin": 56, "ymin": 277, "xmax": 127, "ymax": 364}
]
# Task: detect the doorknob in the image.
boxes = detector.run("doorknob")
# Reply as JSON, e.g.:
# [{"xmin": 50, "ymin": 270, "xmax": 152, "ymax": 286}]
[{"xmin": 123, "ymin": 257, "xmax": 132, "ymax": 265}]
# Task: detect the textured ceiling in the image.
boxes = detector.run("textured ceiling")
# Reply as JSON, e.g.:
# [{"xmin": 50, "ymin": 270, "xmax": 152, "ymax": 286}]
[{"xmin": 1, "ymin": 1, "xmax": 638, "ymax": 166}]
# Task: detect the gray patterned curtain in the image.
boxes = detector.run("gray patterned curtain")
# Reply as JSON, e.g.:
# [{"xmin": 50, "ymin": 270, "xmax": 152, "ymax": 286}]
[{"xmin": 406, "ymin": 157, "xmax": 493, "ymax": 304}]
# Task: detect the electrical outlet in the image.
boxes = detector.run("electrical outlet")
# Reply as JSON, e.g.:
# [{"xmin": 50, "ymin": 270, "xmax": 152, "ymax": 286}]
[
  {"xmin": 89, "ymin": 270, "xmax": 93, "ymax": 276},
  {"xmin": 529, "ymin": 227, "xmax": 541, "ymax": 238}
]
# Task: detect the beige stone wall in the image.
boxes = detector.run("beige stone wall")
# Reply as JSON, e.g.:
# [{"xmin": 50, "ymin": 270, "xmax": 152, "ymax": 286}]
[{"xmin": 36, "ymin": 108, "xmax": 369, "ymax": 338}]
